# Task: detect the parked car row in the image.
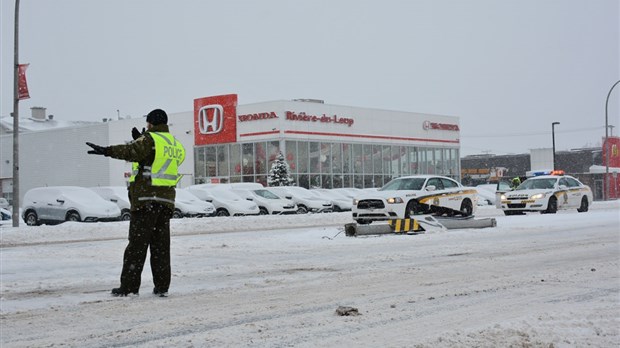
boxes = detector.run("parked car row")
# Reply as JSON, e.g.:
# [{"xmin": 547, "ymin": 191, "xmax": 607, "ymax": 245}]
[
  {"xmin": 16, "ymin": 183, "xmax": 352, "ymax": 226},
  {"xmin": 5, "ymin": 172, "xmax": 595, "ymax": 227}
]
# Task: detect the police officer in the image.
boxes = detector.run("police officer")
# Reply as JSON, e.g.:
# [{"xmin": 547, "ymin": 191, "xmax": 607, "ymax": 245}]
[
  {"xmin": 86, "ymin": 109, "xmax": 185, "ymax": 297},
  {"xmin": 511, "ymin": 177, "xmax": 521, "ymax": 189}
]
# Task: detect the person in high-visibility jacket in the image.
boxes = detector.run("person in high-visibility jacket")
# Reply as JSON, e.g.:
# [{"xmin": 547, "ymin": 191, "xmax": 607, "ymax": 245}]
[{"xmin": 86, "ymin": 109, "xmax": 185, "ymax": 297}]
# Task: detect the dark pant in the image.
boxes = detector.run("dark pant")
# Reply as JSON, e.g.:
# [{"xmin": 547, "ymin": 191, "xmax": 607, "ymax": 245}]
[{"xmin": 120, "ymin": 202, "xmax": 173, "ymax": 293}]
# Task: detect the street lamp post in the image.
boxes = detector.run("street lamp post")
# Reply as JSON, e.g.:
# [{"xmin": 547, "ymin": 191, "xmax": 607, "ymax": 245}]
[
  {"xmin": 12, "ymin": 0, "xmax": 21, "ymax": 227},
  {"xmin": 552, "ymin": 122, "xmax": 560, "ymax": 171},
  {"xmin": 604, "ymin": 80, "xmax": 620, "ymax": 201}
]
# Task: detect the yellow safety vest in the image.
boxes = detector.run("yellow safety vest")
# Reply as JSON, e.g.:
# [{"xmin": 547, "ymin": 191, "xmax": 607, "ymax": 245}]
[{"xmin": 129, "ymin": 132, "xmax": 185, "ymax": 186}]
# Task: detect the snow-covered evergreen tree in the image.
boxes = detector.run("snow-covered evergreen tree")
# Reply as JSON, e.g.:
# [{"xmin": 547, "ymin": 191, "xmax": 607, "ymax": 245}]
[{"xmin": 268, "ymin": 151, "xmax": 294, "ymax": 186}]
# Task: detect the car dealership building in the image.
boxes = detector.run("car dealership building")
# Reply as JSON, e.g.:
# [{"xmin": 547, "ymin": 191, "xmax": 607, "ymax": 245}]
[
  {"xmin": 0, "ymin": 94, "xmax": 461, "ymax": 203},
  {"xmin": 192, "ymin": 94, "xmax": 461, "ymax": 188}
]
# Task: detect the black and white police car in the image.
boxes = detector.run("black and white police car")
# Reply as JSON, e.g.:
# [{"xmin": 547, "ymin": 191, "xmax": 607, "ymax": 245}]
[
  {"xmin": 352, "ymin": 175, "xmax": 478, "ymax": 224},
  {"xmin": 499, "ymin": 171, "xmax": 593, "ymax": 215}
]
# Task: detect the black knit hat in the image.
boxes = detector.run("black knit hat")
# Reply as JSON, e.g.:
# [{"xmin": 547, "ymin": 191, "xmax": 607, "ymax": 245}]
[{"xmin": 146, "ymin": 109, "xmax": 168, "ymax": 125}]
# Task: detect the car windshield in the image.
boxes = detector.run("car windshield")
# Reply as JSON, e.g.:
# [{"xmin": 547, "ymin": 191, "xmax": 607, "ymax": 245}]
[
  {"xmin": 380, "ymin": 178, "xmax": 426, "ymax": 191},
  {"xmin": 176, "ymin": 189, "xmax": 199, "ymax": 202},
  {"xmin": 253, "ymin": 189, "xmax": 280, "ymax": 199},
  {"xmin": 517, "ymin": 178, "xmax": 557, "ymax": 190}
]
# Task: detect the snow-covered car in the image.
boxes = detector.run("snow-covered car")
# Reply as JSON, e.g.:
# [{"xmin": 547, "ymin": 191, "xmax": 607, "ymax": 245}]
[
  {"xmin": 187, "ymin": 184, "xmax": 260, "ymax": 217},
  {"xmin": 330, "ymin": 187, "xmax": 366, "ymax": 200},
  {"xmin": 310, "ymin": 189, "xmax": 353, "ymax": 211},
  {"xmin": 0, "ymin": 207, "xmax": 11, "ymax": 226},
  {"xmin": 231, "ymin": 188, "xmax": 297, "ymax": 215},
  {"xmin": 352, "ymin": 175, "xmax": 478, "ymax": 224},
  {"xmin": 174, "ymin": 188, "xmax": 216, "ymax": 218},
  {"xmin": 90, "ymin": 186, "xmax": 132, "ymax": 221},
  {"xmin": 0, "ymin": 197, "xmax": 9, "ymax": 210},
  {"xmin": 268, "ymin": 186, "xmax": 333, "ymax": 214},
  {"xmin": 499, "ymin": 174, "xmax": 593, "ymax": 215},
  {"xmin": 22, "ymin": 186, "xmax": 121, "ymax": 226}
]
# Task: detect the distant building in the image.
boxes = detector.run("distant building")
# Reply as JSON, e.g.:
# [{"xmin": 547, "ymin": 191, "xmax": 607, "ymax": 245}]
[{"xmin": 461, "ymin": 142, "xmax": 620, "ymax": 201}]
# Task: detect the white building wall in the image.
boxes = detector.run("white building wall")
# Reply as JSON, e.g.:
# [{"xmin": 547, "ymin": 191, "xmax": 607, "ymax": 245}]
[
  {"xmin": 236, "ymin": 100, "xmax": 460, "ymax": 147},
  {"xmin": 1, "ymin": 110, "xmax": 196, "ymax": 203}
]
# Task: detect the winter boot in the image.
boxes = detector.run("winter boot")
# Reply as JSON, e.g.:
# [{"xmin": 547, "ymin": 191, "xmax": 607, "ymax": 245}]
[
  {"xmin": 111, "ymin": 288, "xmax": 139, "ymax": 297},
  {"xmin": 153, "ymin": 287, "xmax": 168, "ymax": 297}
]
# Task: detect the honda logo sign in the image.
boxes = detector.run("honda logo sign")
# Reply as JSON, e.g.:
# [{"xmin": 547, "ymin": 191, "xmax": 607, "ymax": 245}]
[{"xmin": 198, "ymin": 104, "xmax": 224, "ymax": 134}]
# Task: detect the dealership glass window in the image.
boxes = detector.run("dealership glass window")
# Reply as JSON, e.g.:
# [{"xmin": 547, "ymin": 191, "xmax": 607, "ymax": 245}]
[
  {"xmin": 285, "ymin": 140, "xmax": 297, "ymax": 174},
  {"xmin": 425, "ymin": 149, "xmax": 435, "ymax": 174},
  {"xmin": 194, "ymin": 147, "xmax": 206, "ymax": 183},
  {"xmin": 389, "ymin": 145, "xmax": 400, "ymax": 177},
  {"xmin": 216, "ymin": 145, "xmax": 229, "ymax": 177},
  {"xmin": 434, "ymin": 149, "xmax": 443, "ymax": 174},
  {"xmin": 382, "ymin": 145, "xmax": 392, "ymax": 176},
  {"xmin": 354, "ymin": 174, "xmax": 363, "ymax": 188},
  {"xmin": 310, "ymin": 173, "xmax": 321, "ymax": 188},
  {"xmin": 412, "ymin": 147, "xmax": 419, "ymax": 174},
  {"xmin": 399, "ymin": 146, "xmax": 409, "ymax": 176},
  {"xmin": 372, "ymin": 145, "xmax": 382, "ymax": 173},
  {"xmin": 321, "ymin": 174, "xmax": 332, "ymax": 188},
  {"xmin": 342, "ymin": 174, "xmax": 352, "ymax": 188},
  {"xmin": 242, "ymin": 143, "xmax": 254, "ymax": 175},
  {"xmin": 310, "ymin": 142, "xmax": 320, "ymax": 173},
  {"xmin": 342, "ymin": 144, "xmax": 352, "ymax": 174},
  {"xmin": 230, "ymin": 143, "xmax": 241, "ymax": 177},
  {"xmin": 364, "ymin": 174, "xmax": 374, "ymax": 188},
  {"xmin": 255, "ymin": 142, "xmax": 267, "ymax": 175},
  {"xmin": 297, "ymin": 141, "xmax": 309, "ymax": 173},
  {"xmin": 205, "ymin": 146, "xmax": 217, "ymax": 177},
  {"xmin": 362, "ymin": 144, "xmax": 372, "ymax": 175},
  {"xmin": 320, "ymin": 143, "xmax": 332, "ymax": 174},
  {"xmin": 256, "ymin": 175, "xmax": 267, "ymax": 186},
  {"xmin": 298, "ymin": 174, "xmax": 309, "ymax": 188},
  {"xmin": 374, "ymin": 174, "xmax": 384, "ymax": 188},
  {"xmin": 352, "ymin": 144, "xmax": 363, "ymax": 174},
  {"xmin": 450, "ymin": 148, "xmax": 459, "ymax": 179},
  {"xmin": 332, "ymin": 143, "xmax": 343, "ymax": 174}
]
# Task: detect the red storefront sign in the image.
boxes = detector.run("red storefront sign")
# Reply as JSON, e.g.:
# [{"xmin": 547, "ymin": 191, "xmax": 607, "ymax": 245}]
[{"xmin": 194, "ymin": 94, "xmax": 238, "ymax": 145}]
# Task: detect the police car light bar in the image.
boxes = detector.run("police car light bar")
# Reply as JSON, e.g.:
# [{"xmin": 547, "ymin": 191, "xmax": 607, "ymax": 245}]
[{"xmin": 532, "ymin": 170, "xmax": 565, "ymax": 176}]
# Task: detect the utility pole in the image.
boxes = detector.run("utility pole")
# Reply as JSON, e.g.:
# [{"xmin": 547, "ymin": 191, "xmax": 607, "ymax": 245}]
[
  {"xmin": 12, "ymin": 0, "xmax": 21, "ymax": 227},
  {"xmin": 604, "ymin": 80, "xmax": 620, "ymax": 201}
]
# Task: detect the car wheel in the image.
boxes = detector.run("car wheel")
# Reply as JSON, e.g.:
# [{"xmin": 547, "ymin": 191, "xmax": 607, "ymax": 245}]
[
  {"xmin": 24, "ymin": 210, "xmax": 38, "ymax": 226},
  {"xmin": 356, "ymin": 219, "xmax": 372, "ymax": 225},
  {"xmin": 259, "ymin": 207, "xmax": 269, "ymax": 215},
  {"xmin": 216, "ymin": 208, "xmax": 230, "ymax": 217},
  {"xmin": 296, "ymin": 205, "xmax": 308, "ymax": 214},
  {"xmin": 577, "ymin": 196, "xmax": 589, "ymax": 212},
  {"xmin": 121, "ymin": 210, "xmax": 131, "ymax": 221},
  {"xmin": 404, "ymin": 200, "xmax": 425, "ymax": 217},
  {"xmin": 172, "ymin": 209, "xmax": 183, "ymax": 219},
  {"xmin": 66, "ymin": 211, "xmax": 81, "ymax": 222},
  {"xmin": 545, "ymin": 197, "xmax": 558, "ymax": 214},
  {"xmin": 459, "ymin": 199, "xmax": 473, "ymax": 217}
]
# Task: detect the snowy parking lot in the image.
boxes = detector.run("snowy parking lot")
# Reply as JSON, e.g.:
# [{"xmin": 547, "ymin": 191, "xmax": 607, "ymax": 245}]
[{"xmin": 1, "ymin": 202, "xmax": 619, "ymax": 347}]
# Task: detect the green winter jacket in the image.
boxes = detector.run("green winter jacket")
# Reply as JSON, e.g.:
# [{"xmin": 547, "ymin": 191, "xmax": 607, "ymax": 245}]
[{"xmin": 106, "ymin": 124, "xmax": 181, "ymax": 212}]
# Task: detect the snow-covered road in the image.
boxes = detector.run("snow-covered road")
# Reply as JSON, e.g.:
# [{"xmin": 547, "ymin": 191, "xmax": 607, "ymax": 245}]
[{"xmin": 1, "ymin": 202, "xmax": 619, "ymax": 347}]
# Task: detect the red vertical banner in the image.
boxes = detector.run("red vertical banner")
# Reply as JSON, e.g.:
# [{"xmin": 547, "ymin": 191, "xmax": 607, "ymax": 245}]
[
  {"xmin": 18, "ymin": 63, "xmax": 30, "ymax": 100},
  {"xmin": 602, "ymin": 136, "xmax": 620, "ymax": 168}
]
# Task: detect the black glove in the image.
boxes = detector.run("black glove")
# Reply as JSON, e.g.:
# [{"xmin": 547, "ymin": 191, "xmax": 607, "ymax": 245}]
[
  {"xmin": 131, "ymin": 127, "xmax": 145, "ymax": 140},
  {"xmin": 86, "ymin": 142, "xmax": 109, "ymax": 156}
]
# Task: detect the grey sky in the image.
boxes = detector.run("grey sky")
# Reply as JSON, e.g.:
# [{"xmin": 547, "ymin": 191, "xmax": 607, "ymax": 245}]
[{"xmin": 1, "ymin": 0, "xmax": 619, "ymax": 156}]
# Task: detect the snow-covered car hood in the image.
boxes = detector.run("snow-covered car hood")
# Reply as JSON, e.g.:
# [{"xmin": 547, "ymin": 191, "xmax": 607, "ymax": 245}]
[
  {"xmin": 355, "ymin": 189, "xmax": 425, "ymax": 201},
  {"xmin": 504, "ymin": 189, "xmax": 553, "ymax": 199}
]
